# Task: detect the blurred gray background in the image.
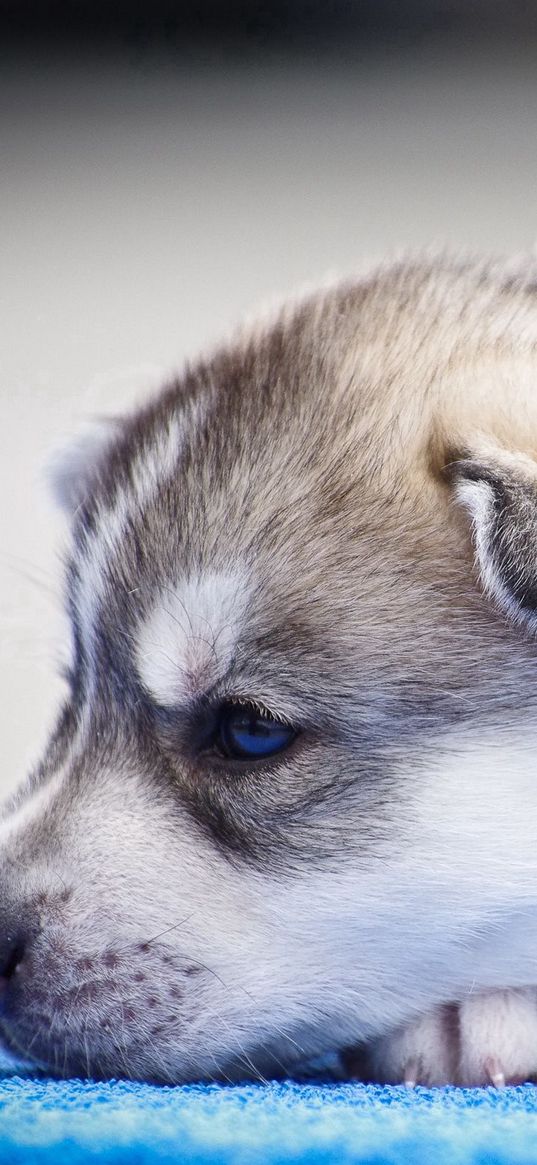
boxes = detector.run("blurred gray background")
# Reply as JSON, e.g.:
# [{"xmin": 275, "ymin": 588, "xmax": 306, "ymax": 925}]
[{"xmin": 2, "ymin": 1, "xmax": 537, "ymax": 796}]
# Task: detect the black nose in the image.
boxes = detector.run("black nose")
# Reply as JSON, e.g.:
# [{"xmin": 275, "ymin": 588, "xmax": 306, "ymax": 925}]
[{"xmin": 0, "ymin": 929, "xmax": 26, "ymax": 985}]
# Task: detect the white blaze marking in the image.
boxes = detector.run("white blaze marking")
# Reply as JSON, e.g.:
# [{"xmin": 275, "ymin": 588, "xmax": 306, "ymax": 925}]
[
  {"xmin": 75, "ymin": 401, "xmax": 207, "ymax": 669},
  {"xmin": 135, "ymin": 569, "xmax": 250, "ymax": 706},
  {"xmin": 0, "ymin": 768, "xmax": 67, "ymax": 846}
]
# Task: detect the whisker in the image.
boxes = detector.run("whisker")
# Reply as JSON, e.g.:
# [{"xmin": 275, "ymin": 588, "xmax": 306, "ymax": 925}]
[
  {"xmin": 140, "ymin": 913, "xmax": 196, "ymax": 949},
  {"xmin": 216, "ymin": 1015, "xmax": 270, "ymax": 1085},
  {"xmin": 116, "ymin": 912, "xmax": 195, "ymax": 956},
  {"xmin": 229, "ymin": 981, "xmax": 310, "ymax": 1064},
  {"xmin": 116, "ymin": 627, "xmax": 179, "ymax": 675},
  {"xmin": 160, "ymin": 603, "xmax": 219, "ymax": 669},
  {"xmin": 159, "ymin": 586, "xmax": 196, "ymax": 639}
]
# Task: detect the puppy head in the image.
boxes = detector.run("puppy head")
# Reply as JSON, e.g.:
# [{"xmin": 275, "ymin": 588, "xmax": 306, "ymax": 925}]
[{"xmin": 4, "ymin": 255, "xmax": 537, "ymax": 1082}]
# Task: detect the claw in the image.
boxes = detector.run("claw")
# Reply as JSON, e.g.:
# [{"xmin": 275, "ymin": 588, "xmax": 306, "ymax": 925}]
[
  {"xmin": 484, "ymin": 1057, "xmax": 506, "ymax": 1088},
  {"xmin": 403, "ymin": 1057, "xmax": 419, "ymax": 1088}
]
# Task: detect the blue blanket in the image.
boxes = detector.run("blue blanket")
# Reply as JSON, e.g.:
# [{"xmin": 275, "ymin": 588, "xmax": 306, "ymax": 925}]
[{"xmin": 2, "ymin": 1055, "xmax": 537, "ymax": 1165}]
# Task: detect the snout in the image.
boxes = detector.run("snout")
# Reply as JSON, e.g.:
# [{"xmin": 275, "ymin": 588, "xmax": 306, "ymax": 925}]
[
  {"xmin": 0, "ymin": 877, "xmax": 225, "ymax": 1082},
  {"xmin": 0, "ymin": 923, "xmax": 27, "ymax": 990},
  {"xmin": 0, "ymin": 901, "xmax": 141, "ymax": 1075},
  {"xmin": 0, "ymin": 879, "xmax": 74, "ymax": 1069},
  {"xmin": 0, "ymin": 919, "xmax": 28, "ymax": 1066},
  {"xmin": 0, "ymin": 765, "xmax": 309, "ymax": 1084}
]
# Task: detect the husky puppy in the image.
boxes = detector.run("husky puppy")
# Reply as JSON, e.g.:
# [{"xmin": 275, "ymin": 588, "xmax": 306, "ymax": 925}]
[{"xmin": 4, "ymin": 254, "xmax": 537, "ymax": 1086}]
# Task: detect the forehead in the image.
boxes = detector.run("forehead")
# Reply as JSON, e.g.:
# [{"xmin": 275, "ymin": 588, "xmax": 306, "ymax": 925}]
[
  {"xmin": 67, "ymin": 276, "xmax": 457, "ymax": 723},
  {"xmin": 135, "ymin": 570, "xmax": 251, "ymax": 708},
  {"xmin": 67, "ymin": 298, "xmax": 378, "ymax": 707}
]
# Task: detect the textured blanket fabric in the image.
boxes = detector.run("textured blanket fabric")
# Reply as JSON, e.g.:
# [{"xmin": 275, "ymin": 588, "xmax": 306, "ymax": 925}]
[{"xmin": 1, "ymin": 1068, "xmax": 537, "ymax": 1165}]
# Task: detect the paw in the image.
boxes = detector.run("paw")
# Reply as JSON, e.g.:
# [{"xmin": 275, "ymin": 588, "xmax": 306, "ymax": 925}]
[
  {"xmin": 344, "ymin": 1003, "xmax": 459, "ymax": 1087},
  {"xmin": 344, "ymin": 988, "xmax": 537, "ymax": 1087},
  {"xmin": 458, "ymin": 987, "xmax": 537, "ymax": 1086}
]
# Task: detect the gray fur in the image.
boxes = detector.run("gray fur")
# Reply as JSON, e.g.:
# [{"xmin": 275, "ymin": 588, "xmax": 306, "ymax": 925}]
[{"xmin": 3, "ymin": 254, "xmax": 537, "ymax": 1083}]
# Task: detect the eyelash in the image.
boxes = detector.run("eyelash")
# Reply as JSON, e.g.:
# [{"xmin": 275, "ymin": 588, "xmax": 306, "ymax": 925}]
[{"xmin": 221, "ymin": 695, "xmax": 292, "ymax": 727}]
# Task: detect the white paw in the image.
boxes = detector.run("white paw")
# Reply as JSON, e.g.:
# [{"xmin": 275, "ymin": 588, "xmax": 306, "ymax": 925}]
[
  {"xmin": 345, "ymin": 1004, "xmax": 459, "ymax": 1086},
  {"xmin": 458, "ymin": 987, "xmax": 537, "ymax": 1086},
  {"xmin": 344, "ymin": 988, "xmax": 537, "ymax": 1087}
]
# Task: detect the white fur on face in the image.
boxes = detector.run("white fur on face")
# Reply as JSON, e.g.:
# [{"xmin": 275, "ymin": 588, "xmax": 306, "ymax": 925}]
[
  {"xmin": 0, "ymin": 768, "xmax": 67, "ymax": 845},
  {"xmin": 400, "ymin": 725, "xmax": 537, "ymax": 990},
  {"xmin": 6, "ymin": 711, "xmax": 537, "ymax": 1081},
  {"xmin": 134, "ymin": 569, "xmax": 251, "ymax": 707},
  {"xmin": 74, "ymin": 401, "xmax": 208, "ymax": 676}
]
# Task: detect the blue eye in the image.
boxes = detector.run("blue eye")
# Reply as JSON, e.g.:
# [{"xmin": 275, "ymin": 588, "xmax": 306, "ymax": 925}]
[{"xmin": 217, "ymin": 703, "xmax": 297, "ymax": 760}]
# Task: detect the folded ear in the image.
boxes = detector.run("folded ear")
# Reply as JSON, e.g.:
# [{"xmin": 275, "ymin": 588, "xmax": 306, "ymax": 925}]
[
  {"xmin": 444, "ymin": 443, "xmax": 537, "ymax": 632},
  {"xmin": 47, "ymin": 417, "xmax": 122, "ymax": 516}
]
